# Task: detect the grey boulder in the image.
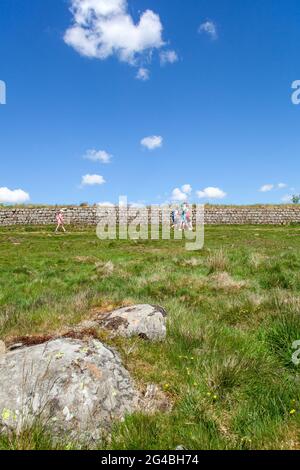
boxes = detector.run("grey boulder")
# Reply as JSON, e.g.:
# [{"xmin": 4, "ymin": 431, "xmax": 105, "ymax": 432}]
[
  {"xmin": 0, "ymin": 338, "xmax": 139, "ymax": 442},
  {"xmin": 94, "ymin": 304, "xmax": 167, "ymax": 341}
]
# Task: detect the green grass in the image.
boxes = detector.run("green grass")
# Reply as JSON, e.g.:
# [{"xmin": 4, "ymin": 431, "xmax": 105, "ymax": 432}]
[{"xmin": 1, "ymin": 225, "xmax": 300, "ymax": 450}]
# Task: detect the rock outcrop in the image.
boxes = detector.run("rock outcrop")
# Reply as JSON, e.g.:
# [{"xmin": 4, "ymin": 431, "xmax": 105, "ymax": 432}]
[
  {"xmin": 0, "ymin": 338, "xmax": 139, "ymax": 442},
  {"xmin": 0, "ymin": 305, "xmax": 169, "ymax": 442},
  {"xmin": 93, "ymin": 304, "xmax": 167, "ymax": 341}
]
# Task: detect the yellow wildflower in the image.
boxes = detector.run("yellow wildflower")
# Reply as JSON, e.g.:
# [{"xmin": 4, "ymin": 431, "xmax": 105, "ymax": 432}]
[{"xmin": 2, "ymin": 408, "xmax": 11, "ymax": 421}]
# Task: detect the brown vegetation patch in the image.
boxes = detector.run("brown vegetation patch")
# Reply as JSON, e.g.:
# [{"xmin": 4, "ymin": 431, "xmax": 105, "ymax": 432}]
[
  {"xmin": 248, "ymin": 253, "xmax": 268, "ymax": 269},
  {"xmin": 5, "ymin": 327, "xmax": 100, "ymax": 351},
  {"xmin": 95, "ymin": 260, "xmax": 115, "ymax": 276},
  {"xmin": 206, "ymin": 249, "xmax": 229, "ymax": 273},
  {"xmin": 180, "ymin": 257, "xmax": 202, "ymax": 267},
  {"xmin": 209, "ymin": 272, "xmax": 248, "ymax": 291},
  {"xmin": 139, "ymin": 384, "xmax": 173, "ymax": 414},
  {"xmin": 6, "ymin": 334, "xmax": 54, "ymax": 349},
  {"xmin": 74, "ymin": 255, "xmax": 98, "ymax": 263},
  {"xmin": 61, "ymin": 327, "xmax": 99, "ymax": 340}
]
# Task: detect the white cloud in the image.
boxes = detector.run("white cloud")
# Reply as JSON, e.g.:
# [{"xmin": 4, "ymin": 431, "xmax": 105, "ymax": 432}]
[
  {"xmin": 196, "ymin": 187, "xmax": 227, "ymax": 199},
  {"xmin": 160, "ymin": 49, "xmax": 178, "ymax": 65},
  {"xmin": 97, "ymin": 201, "xmax": 114, "ymax": 207},
  {"xmin": 181, "ymin": 184, "xmax": 192, "ymax": 195},
  {"xmin": 259, "ymin": 183, "xmax": 288, "ymax": 192},
  {"xmin": 0, "ymin": 187, "xmax": 30, "ymax": 204},
  {"xmin": 136, "ymin": 67, "xmax": 150, "ymax": 81},
  {"xmin": 259, "ymin": 184, "xmax": 274, "ymax": 192},
  {"xmin": 171, "ymin": 188, "xmax": 188, "ymax": 202},
  {"xmin": 141, "ymin": 135, "xmax": 163, "ymax": 150},
  {"xmin": 81, "ymin": 174, "xmax": 106, "ymax": 186},
  {"xmin": 83, "ymin": 149, "xmax": 112, "ymax": 163},
  {"xmin": 64, "ymin": 0, "xmax": 164, "ymax": 65},
  {"xmin": 198, "ymin": 21, "xmax": 218, "ymax": 40}
]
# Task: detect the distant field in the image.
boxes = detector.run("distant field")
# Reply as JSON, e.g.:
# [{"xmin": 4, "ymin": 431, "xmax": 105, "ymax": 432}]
[{"xmin": 1, "ymin": 225, "xmax": 300, "ymax": 450}]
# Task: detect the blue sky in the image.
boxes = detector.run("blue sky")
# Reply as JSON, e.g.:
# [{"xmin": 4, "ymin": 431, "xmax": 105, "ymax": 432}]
[{"xmin": 0, "ymin": 0, "xmax": 299, "ymax": 205}]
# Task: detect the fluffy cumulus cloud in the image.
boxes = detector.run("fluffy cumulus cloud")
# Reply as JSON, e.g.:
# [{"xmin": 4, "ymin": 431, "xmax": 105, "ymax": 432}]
[
  {"xmin": 196, "ymin": 187, "xmax": 227, "ymax": 199},
  {"xmin": 141, "ymin": 135, "xmax": 163, "ymax": 150},
  {"xmin": 81, "ymin": 174, "xmax": 106, "ymax": 186},
  {"xmin": 181, "ymin": 184, "xmax": 192, "ymax": 195},
  {"xmin": 259, "ymin": 184, "xmax": 274, "ymax": 192},
  {"xmin": 64, "ymin": 0, "xmax": 164, "ymax": 64},
  {"xmin": 160, "ymin": 49, "xmax": 178, "ymax": 65},
  {"xmin": 198, "ymin": 21, "xmax": 218, "ymax": 40},
  {"xmin": 83, "ymin": 149, "xmax": 112, "ymax": 163},
  {"xmin": 136, "ymin": 67, "xmax": 150, "ymax": 81},
  {"xmin": 171, "ymin": 188, "xmax": 188, "ymax": 202},
  {"xmin": 0, "ymin": 187, "xmax": 30, "ymax": 204},
  {"xmin": 278, "ymin": 183, "xmax": 287, "ymax": 189}
]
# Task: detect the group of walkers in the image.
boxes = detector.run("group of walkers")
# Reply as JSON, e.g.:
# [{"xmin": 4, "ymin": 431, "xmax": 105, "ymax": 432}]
[
  {"xmin": 55, "ymin": 203, "xmax": 193, "ymax": 233},
  {"xmin": 171, "ymin": 202, "xmax": 193, "ymax": 231}
]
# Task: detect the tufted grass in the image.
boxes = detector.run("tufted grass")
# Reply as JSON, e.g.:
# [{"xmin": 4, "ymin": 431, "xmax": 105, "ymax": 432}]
[{"xmin": 0, "ymin": 224, "xmax": 300, "ymax": 450}]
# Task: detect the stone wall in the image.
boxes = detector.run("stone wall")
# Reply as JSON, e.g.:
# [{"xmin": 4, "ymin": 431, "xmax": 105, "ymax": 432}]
[
  {"xmin": 202, "ymin": 207, "xmax": 300, "ymax": 225},
  {"xmin": 0, "ymin": 206, "xmax": 300, "ymax": 226}
]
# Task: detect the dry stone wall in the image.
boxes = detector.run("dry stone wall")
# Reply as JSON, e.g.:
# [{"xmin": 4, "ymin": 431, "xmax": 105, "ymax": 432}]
[{"xmin": 0, "ymin": 206, "xmax": 300, "ymax": 226}]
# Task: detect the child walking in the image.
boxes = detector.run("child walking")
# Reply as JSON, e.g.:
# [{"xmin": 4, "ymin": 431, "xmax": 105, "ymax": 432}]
[{"xmin": 55, "ymin": 209, "xmax": 66, "ymax": 233}]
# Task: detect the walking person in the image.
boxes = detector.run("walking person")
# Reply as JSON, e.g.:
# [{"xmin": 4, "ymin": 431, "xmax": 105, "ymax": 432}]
[
  {"xmin": 55, "ymin": 209, "xmax": 66, "ymax": 233},
  {"xmin": 179, "ymin": 203, "xmax": 187, "ymax": 231},
  {"xmin": 186, "ymin": 204, "xmax": 193, "ymax": 231},
  {"xmin": 171, "ymin": 206, "xmax": 179, "ymax": 228}
]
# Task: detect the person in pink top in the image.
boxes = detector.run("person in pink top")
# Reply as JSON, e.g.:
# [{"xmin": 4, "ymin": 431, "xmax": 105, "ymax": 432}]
[
  {"xmin": 55, "ymin": 209, "xmax": 66, "ymax": 233},
  {"xmin": 186, "ymin": 204, "xmax": 193, "ymax": 231}
]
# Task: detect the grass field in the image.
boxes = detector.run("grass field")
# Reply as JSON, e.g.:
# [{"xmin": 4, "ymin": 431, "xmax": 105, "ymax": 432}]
[{"xmin": 1, "ymin": 225, "xmax": 300, "ymax": 450}]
